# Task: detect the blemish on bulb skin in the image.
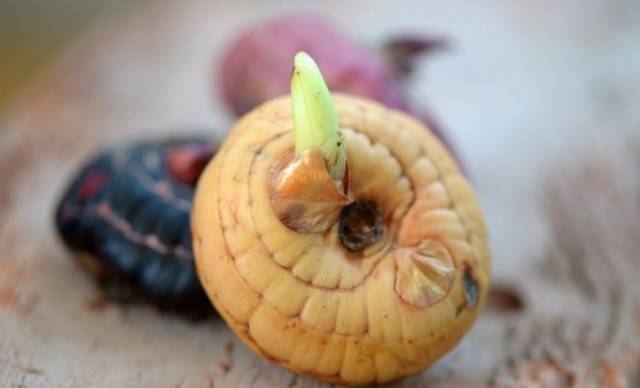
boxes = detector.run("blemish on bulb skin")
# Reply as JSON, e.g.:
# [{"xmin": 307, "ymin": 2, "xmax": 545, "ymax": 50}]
[
  {"xmin": 463, "ymin": 266, "xmax": 479, "ymax": 309},
  {"xmin": 338, "ymin": 200, "xmax": 384, "ymax": 252}
]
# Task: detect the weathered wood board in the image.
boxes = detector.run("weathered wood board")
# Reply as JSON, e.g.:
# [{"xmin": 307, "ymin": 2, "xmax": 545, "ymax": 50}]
[{"xmin": 1, "ymin": 1, "xmax": 639, "ymax": 386}]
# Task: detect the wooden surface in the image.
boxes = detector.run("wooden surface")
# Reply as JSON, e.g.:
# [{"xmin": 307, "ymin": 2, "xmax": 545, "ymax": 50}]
[{"xmin": 1, "ymin": 1, "xmax": 639, "ymax": 386}]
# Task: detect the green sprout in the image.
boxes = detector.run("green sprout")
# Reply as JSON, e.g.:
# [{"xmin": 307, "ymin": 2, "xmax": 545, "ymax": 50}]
[{"xmin": 291, "ymin": 51, "xmax": 346, "ymax": 182}]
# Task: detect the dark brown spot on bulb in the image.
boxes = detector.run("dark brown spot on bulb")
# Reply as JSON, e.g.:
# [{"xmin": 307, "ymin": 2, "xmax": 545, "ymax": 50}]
[{"xmin": 338, "ymin": 200, "xmax": 384, "ymax": 252}]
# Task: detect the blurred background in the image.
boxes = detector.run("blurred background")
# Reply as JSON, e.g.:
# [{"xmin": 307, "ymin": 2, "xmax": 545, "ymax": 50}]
[{"xmin": 0, "ymin": 0, "xmax": 137, "ymax": 110}]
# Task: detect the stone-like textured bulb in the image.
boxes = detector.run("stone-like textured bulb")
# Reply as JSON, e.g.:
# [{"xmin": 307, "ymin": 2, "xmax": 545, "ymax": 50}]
[{"xmin": 193, "ymin": 52, "xmax": 490, "ymax": 385}]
